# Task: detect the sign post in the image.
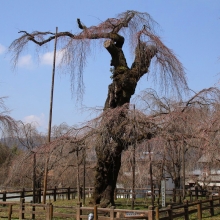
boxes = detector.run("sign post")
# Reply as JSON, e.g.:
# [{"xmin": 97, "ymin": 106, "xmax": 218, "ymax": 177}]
[{"xmin": 161, "ymin": 179, "xmax": 166, "ymax": 207}]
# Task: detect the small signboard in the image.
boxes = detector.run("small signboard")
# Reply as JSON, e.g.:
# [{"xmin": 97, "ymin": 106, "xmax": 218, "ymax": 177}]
[
  {"xmin": 125, "ymin": 212, "xmax": 145, "ymax": 219},
  {"xmin": 161, "ymin": 179, "xmax": 166, "ymax": 207}
]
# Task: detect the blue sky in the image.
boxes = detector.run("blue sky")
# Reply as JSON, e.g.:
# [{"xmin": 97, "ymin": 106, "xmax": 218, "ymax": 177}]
[{"xmin": 0, "ymin": 0, "xmax": 220, "ymax": 132}]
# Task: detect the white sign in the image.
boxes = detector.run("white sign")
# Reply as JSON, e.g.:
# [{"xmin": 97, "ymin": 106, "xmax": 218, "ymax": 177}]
[
  {"xmin": 161, "ymin": 179, "xmax": 166, "ymax": 207},
  {"xmin": 125, "ymin": 212, "xmax": 144, "ymax": 218}
]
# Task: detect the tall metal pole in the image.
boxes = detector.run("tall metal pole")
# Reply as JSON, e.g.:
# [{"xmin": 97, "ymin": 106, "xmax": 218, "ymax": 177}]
[
  {"xmin": 48, "ymin": 26, "xmax": 58, "ymax": 143},
  {"xmin": 43, "ymin": 27, "xmax": 58, "ymax": 204}
]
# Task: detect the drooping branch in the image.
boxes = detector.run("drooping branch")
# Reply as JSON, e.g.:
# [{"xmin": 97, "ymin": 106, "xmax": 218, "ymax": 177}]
[
  {"xmin": 110, "ymin": 11, "xmax": 135, "ymax": 33},
  {"xmin": 182, "ymin": 87, "xmax": 220, "ymax": 112}
]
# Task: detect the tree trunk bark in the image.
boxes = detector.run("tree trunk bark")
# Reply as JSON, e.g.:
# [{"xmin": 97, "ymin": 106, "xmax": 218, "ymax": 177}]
[
  {"xmin": 93, "ymin": 144, "xmax": 122, "ymax": 207},
  {"xmin": 92, "ymin": 39, "xmax": 157, "ymax": 207}
]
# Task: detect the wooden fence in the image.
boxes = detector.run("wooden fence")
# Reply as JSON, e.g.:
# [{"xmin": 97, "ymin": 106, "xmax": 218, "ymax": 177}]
[
  {"xmin": 0, "ymin": 187, "xmax": 81, "ymax": 203},
  {"xmin": 1, "ymin": 196, "xmax": 220, "ymax": 220},
  {"xmin": 153, "ymin": 196, "xmax": 220, "ymax": 220},
  {"xmin": 0, "ymin": 199, "xmax": 51, "ymax": 220},
  {"xmin": 0, "ymin": 186, "xmax": 212, "ymax": 205},
  {"xmin": 76, "ymin": 198, "xmax": 220, "ymax": 220}
]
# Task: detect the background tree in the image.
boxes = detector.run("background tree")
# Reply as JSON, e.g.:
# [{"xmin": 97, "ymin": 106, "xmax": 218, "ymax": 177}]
[
  {"xmin": 0, "ymin": 97, "xmax": 18, "ymax": 185},
  {"xmin": 0, "ymin": 97, "xmax": 17, "ymax": 138},
  {"xmin": 5, "ymin": 122, "xmax": 45, "ymax": 192},
  {"xmin": 134, "ymin": 87, "xmax": 220, "ymax": 194},
  {"xmin": 9, "ymin": 10, "xmax": 188, "ymax": 207},
  {"xmin": 0, "ymin": 142, "xmax": 16, "ymax": 185},
  {"xmin": 6, "ymin": 122, "xmax": 90, "ymax": 192}
]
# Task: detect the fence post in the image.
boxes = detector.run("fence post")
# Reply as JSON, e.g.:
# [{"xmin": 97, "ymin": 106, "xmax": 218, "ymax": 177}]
[
  {"xmin": 68, "ymin": 187, "xmax": 70, "ymax": 200},
  {"xmin": 155, "ymin": 206, "xmax": 159, "ymax": 220},
  {"xmin": 50, "ymin": 203, "xmax": 53, "ymax": 220},
  {"xmin": 94, "ymin": 205, "xmax": 98, "ymax": 220},
  {"xmin": 178, "ymin": 194, "xmax": 182, "ymax": 204},
  {"xmin": 46, "ymin": 203, "xmax": 49, "ymax": 220},
  {"xmin": 148, "ymin": 205, "xmax": 155, "ymax": 220},
  {"xmin": 2, "ymin": 191, "xmax": 6, "ymax": 206},
  {"xmin": 31, "ymin": 200, "xmax": 35, "ymax": 220},
  {"xmin": 184, "ymin": 200, "xmax": 189, "ymax": 220},
  {"xmin": 219, "ymin": 191, "xmax": 220, "ymax": 206},
  {"xmin": 73, "ymin": 191, "xmax": 76, "ymax": 199},
  {"xmin": 110, "ymin": 206, "xmax": 115, "ymax": 220},
  {"xmin": 80, "ymin": 186, "xmax": 83, "ymax": 199},
  {"xmin": 114, "ymin": 188, "xmax": 117, "ymax": 200},
  {"xmin": 21, "ymin": 188, "xmax": 25, "ymax": 199},
  {"xmin": 218, "ymin": 187, "xmax": 220, "ymax": 204},
  {"xmin": 46, "ymin": 203, "xmax": 53, "ymax": 220},
  {"xmin": 19, "ymin": 198, "xmax": 25, "ymax": 220},
  {"xmin": 71, "ymin": 189, "xmax": 74, "ymax": 199},
  {"xmin": 195, "ymin": 185, "xmax": 198, "ymax": 200},
  {"xmin": 197, "ymin": 200, "xmax": 202, "ymax": 220},
  {"xmin": 65, "ymin": 188, "xmax": 68, "ymax": 199},
  {"xmin": 209, "ymin": 196, "xmax": 214, "ymax": 216},
  {"xmin": 167, "ymin": 205, "xmax": 173, "ymax": 220},
  {"xmin": 76, "ymin": 202, "xmax": 82, "ymax": 220},
  {"xmin": 37, "ymin": 188, "xmax": 41, "ymax": 203},
  {"xmin": 8, "ymin": 204, "xmax": 12, "ymax": 220},
  {"xmin": 172, "ymin": 189, "xmax": 176, "ymax": 203},
  {"xmin": 88, "ymin": 188, "xmax": 91, "ymax": 198},
  {"xmin": 2, "ymin": 191, "xmax": 6, "ymax": 202},
  {"xmin": 53, "ymin": 186, "xmax": 57, "ymax": 202}
]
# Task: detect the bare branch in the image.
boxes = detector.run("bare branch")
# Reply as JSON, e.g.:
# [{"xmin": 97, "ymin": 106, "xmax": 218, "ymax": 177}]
[{"xmin": 9, "ymin": 10, "xmax": 188, "ymax": 99}]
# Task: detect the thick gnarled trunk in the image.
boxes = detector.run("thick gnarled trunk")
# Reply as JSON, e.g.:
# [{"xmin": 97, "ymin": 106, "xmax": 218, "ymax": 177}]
[
  {"xmin": 92, "ymin": 38, "xmax": 157, "ymax": 207},
  {"xmin": 93, "ymin": 143, "xmax": 122, "ymax": 207}
]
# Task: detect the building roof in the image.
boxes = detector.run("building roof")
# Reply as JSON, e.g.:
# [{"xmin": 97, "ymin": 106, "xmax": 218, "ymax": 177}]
[{"xmin": 197, "ymin": 154, "xmax": 218, "ymax": 163}]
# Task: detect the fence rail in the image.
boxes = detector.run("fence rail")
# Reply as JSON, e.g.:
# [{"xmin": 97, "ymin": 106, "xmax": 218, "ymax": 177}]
[{"xmin": 0, "ymin": 187, "xmax": 80, "ymax": 203}]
